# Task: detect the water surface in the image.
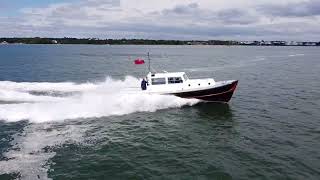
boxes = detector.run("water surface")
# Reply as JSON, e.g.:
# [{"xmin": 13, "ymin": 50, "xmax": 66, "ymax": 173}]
[{"xmin": 0, "ymin": 45, "xmax": 319, "ymax": 179}]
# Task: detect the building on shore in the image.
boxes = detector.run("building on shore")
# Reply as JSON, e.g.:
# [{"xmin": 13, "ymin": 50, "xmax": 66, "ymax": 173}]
[
  {"xmin": 304, "ymin": 42, "xmax": 317, "ymax": 46},
  {"xmin": 286, "ymin": 41, "xmax": 298, "ymax": 46},
  {"xmin": 240, "ymin": 41, "xmax": 255, "ymax": 45},
  {"xmin": 260, "ymin": 40, "xmax": 272, "ymax": 46},
  {"xmin": 270, "ymin": 41, "xmax": 286, "ymax": 46}
]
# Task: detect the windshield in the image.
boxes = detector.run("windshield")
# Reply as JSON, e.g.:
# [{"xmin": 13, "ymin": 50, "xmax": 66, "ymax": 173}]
[{"xmin": 183, "ymin": 74, "xmax": 189, "ymax": 81}]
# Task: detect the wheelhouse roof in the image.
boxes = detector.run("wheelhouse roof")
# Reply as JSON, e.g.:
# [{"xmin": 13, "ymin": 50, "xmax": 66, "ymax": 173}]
[{"xmin": 148, "ymin": 72, "xmax": 186, "ymax": 78}]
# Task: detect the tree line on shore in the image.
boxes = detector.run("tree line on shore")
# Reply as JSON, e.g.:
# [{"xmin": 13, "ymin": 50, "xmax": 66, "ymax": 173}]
[
  {"xmin": 1, "ymin": 37, "xmax": 319, "ymax": 46},
  {"xmin": 1, "ymin": 37, "xmax": 190, "ymax": 45}
]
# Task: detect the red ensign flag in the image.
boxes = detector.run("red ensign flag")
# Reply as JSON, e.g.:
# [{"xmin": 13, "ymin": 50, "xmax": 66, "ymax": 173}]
[{"xmin": 134, "ymin": 59, "xmax": 145, "ymax": 64}]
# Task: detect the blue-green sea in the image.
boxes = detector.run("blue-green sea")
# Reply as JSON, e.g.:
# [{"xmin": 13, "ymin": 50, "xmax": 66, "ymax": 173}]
[{"xmin": 0, "ymin": 45, "xmax": 319, "ymax": 179}]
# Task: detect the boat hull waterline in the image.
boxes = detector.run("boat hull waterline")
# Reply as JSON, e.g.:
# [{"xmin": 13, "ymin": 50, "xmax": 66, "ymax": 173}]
[{"xmin": 169, "ymin": 80, "xmax": 238, "ymax": 102}]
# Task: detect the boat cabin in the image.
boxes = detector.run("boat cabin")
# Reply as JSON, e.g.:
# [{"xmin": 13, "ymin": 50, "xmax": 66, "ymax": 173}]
[
  {"xmin": 145, "ymin": 71, "xmax": 216, "ymax": 93},
  {"xmin": 147, "ymin": 72, "xmax": 188, "ymax": 86}
]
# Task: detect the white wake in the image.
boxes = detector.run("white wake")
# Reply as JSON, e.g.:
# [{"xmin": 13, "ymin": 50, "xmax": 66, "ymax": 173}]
[
  {"xmin": 0, "ymin": 123, "xmax": 87, "ymax": 180},
  {"xmin": 0, "ymin": 76, "xmax": 199, "ymax": 123}
]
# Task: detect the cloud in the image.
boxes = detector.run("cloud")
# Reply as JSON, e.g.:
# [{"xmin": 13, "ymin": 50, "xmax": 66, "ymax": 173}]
[
  {"xmin": 20, "ymin": 0, "xmax": 123, "ymax": 27},
  {"xmin": 17, "ymin": 1, "xmax": 261, "ymax": 35},
  {"xmin": 217, "ymin": 9, "xmax": 259, "ymax": 25},
  {"xmin": 259, "ymin": 0, "xmax": 320, "ymax": 17},
  {"xmin": 160, "ymin": 3, "xmax": 259, "ymax": 25},
  {"xmin": 162, "ymin": 3, "xmax": 199, "ymax": 15},
  {"xmin": 1, "ymin": 0, "xmax": 320, "ymax": 40}
]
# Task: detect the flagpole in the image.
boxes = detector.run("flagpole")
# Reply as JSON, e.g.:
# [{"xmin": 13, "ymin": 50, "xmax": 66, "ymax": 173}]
[{"xmin": 148, "ymin": 52, "xmax": 151, "ymax": 72}]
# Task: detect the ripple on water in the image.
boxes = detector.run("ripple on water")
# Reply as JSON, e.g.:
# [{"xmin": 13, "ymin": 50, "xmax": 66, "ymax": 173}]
[{"xmin": 0, "ymin": 46, "xmax": 320, "ymax": 179}]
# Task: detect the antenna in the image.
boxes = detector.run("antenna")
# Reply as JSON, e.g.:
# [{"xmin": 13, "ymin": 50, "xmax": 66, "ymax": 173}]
[{"xmin": 148, "ymin": 52, "xmax": 151, "ymax": 72}]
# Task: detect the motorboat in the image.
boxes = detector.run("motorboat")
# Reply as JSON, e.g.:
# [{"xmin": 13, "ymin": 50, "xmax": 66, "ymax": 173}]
[
  {"xmin": 144, "ymin": 71, "xmax": 238, "ymax": 102},
  {"xmin": 139, "ymin": 53, "xmax": 238, "ymax": 103}
]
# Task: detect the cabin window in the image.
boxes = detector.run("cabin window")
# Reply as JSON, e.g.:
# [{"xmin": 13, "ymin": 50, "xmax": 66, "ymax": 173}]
[
  {"xmin": 151, "ymin": 78, "xmax": 166, "ymax": 85},
  {"xmin": 168, "ymin": 77, "xmax": 183, "ymax": 84}
]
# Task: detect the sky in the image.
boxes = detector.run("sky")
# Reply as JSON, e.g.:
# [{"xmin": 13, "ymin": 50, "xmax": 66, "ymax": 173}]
[{"xmin": 1, "ymin": 0, "xmax": 320, "ymax": 41}]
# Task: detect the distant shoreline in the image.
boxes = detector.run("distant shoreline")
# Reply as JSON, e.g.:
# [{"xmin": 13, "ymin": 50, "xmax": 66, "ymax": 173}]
[{"xmin": 1, "ymin": 37, "xmax": 319, "ymax": 46}]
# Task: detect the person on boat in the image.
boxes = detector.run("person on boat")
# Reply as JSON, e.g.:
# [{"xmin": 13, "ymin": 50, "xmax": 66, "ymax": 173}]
[{"xmin": 141, "ymin": 78, "xmax": 148, "ymax": 90}]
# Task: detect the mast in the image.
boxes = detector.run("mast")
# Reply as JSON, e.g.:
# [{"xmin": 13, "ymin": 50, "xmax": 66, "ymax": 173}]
[{"xmin": 148, "ymin": 52, "xmax": 151, "ymax": 72}]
